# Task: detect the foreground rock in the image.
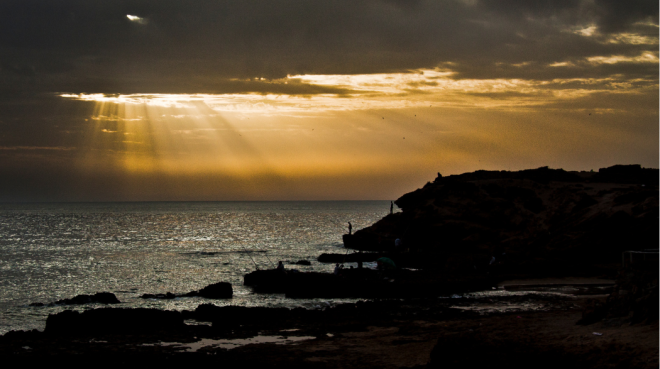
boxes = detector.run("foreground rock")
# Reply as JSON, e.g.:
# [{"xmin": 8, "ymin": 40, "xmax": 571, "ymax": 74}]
[
  {"xmin": 578, "ymin": 262, "xmax": 659, "ymax": 325},
  {"xmin": 44, "ymin": 308, "xmax": 185, "ymax": 335},
  {"xmin": 141, "ymin": 282, "xmax": 232, "ymax": 300},
  {"xmin": 244, "ymin": 268, "xmax": 494, "ymax": 298},
  {"xmin": 30, "ymin": 292, "xmax": 120, "ymax": 306}
]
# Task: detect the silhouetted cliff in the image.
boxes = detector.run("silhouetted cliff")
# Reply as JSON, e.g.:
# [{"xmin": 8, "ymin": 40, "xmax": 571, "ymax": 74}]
[{"xmin": 344, "ymin": 165, "xmax": 658, "ymax": 277}]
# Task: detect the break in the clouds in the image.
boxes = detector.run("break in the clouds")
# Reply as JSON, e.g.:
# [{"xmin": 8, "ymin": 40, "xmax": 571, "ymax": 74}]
[{"xmin": 126, "ymin": 14, "xmax": 148, "ymax": 25}]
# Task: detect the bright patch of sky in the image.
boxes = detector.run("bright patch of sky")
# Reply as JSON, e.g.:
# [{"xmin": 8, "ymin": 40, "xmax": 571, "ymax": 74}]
[
  {"xmin": 587, "ymin": 52, "xmax": 659, "ymax": 65},
  {"xmin": 571, "ymin": 25, "xmax": 658, "ymax": 46},
  {"xmin": 126, "ymin": 14, "xmax": 147, "ymax": 24},
  {"xmin": 61, "ymin": 66, "xmax": 654, "ymax": 117}
]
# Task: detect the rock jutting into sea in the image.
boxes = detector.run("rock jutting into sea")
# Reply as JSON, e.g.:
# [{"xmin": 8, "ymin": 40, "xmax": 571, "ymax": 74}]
[{"xmin": 342, "ymin": 164, "xmax": 658, "ymax": 280}]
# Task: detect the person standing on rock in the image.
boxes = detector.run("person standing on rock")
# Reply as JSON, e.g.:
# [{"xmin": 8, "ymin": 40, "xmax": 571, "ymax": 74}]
[
  {"xmin": 390, "ymin": 201, "xmax": 394, "ymax": 214},
  {"xmin": 348, "ymin": 222, "xmax": 352, "ymax": 235}
]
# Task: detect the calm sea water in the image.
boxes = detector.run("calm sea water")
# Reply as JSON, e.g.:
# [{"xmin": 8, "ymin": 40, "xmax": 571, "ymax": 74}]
[{"xmin": 0, "ymin": 201, "xmax": 391, "ymax": 334}]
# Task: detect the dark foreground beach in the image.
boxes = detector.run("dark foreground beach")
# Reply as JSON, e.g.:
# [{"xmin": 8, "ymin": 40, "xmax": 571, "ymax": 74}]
[{"xmin": 1, "ymin": 281, "xmax": 657, "ymax": 369}]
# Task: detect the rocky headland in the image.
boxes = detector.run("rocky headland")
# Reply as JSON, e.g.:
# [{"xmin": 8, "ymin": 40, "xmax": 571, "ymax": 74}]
[{"xmin": 344, "ymin": 164, "xmax": 658, "ymax": 279}]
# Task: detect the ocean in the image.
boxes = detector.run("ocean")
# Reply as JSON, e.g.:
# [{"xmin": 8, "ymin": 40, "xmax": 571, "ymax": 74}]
[{"xmin": 0, "ymin": 201, "xmax": 391, "ymax": 334}]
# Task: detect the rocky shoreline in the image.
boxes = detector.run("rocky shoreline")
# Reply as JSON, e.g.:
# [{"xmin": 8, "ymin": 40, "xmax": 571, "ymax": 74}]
[
  {"xmin": 1, "ymin": 278, "xmax": 656, "ymax": 368},
  {"xmin": 2, "ymin": 165, "xmax": 657, "ymax": 367}
]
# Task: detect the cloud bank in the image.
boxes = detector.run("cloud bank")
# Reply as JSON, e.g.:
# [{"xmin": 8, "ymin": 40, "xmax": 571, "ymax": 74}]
[{"xmin": 1, "ymin": 0, "xmax": 656, "ymax": 95}]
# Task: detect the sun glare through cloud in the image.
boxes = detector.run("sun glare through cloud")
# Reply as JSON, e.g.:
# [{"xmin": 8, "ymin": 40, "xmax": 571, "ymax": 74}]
[{"xmin": 126, "ymin": 14, "xmax": 147, "ymax": 24}]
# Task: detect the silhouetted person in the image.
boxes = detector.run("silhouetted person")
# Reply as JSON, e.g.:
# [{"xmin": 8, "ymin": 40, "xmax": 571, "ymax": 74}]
[
  {"xmin": 277, "ymin": 261, "xmax": 284, "ymax": 272},
  {"xmin": 390, "ymin": 201, "xmax": 394, "ymax": 214},
  {"xmin": 348, "ymin": 222, "xmax": 352, "ymax": 235}
]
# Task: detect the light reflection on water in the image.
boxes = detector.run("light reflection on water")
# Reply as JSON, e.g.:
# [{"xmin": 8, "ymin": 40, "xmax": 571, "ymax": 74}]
[
  {"xmin": 0, "ymin": 201, "xmax": 390, "ymax": 334},
  {"xmin": 145, "ymin": 334, "xmax": 318, "ymax": 352}
]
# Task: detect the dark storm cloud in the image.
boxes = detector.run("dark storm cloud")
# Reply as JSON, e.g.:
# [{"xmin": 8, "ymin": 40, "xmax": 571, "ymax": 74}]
[
  {"xmin": 0, "ymin": 0, "xmax": 657, "ymax": 95},
  {"xmin": 479, "ymin": 0, "xmax": 658, "ymax": 32},
  {"xmin": 594, "ymin": 0, "xmax": 659, "ymax": 32}
]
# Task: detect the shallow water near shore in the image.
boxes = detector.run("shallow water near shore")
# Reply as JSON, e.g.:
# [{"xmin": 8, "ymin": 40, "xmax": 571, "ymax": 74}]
[
  {"xmin": 0, "ymin": 201, "xmax": 391, "ymax": 334},
  {"xmin": 145, "ymin": 334, "xmax": 319, "ymax": 352}
]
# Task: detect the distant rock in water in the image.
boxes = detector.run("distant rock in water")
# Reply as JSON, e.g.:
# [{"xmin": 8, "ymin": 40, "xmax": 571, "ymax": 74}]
[
  {"xmin": 30, "ymin": 292, "xmax": 120, "ymax": 307},
  {"xmin": 141, "ymin": 282, "xmax": 233, "ymax": 300},
  {"xmin": 189, "ymin": 282, "xmax": 233, "ymax": 299},
  {"xmin": 294, "ymin": 260, "xmax": 311, "ymax": 265},
  {"xmin": 140, "ymin": 292, "xmax": 176, "ymax": 300}
]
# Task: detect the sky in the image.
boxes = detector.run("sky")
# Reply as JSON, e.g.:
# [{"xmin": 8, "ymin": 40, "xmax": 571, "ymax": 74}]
[{"xmin": 0, "ymin": 0, "xmax": 658, "ymax": 201}]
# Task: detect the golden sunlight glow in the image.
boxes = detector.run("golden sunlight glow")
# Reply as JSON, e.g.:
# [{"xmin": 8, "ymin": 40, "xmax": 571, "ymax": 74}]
[
  {"xmin": 587, "ymin": 52, "xmax": 659, "ymax": 65},
  {"xmin": 60, "ymin": 66, "xmax": 658, "ymax": 200},
  {"xmin": 607, "ymin": 33, "xmax": 659, "ymax": 45},
  {"xmin": 574, "ymin": 25, "xmax": 597, "ymax": 37},
  {"xmin": 549, "ymin": 62, "xmax": 573, "ymax": 67},
  {"xmin": 62, "ymin": 67, "xmax": 654, "ymax": 117},
  {"xmin": 571, "ymin": 25, "xmax": 658, "ymax": 47}
]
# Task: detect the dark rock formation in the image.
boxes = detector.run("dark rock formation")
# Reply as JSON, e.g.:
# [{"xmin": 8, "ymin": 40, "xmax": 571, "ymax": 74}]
[
  {"xmin": 141, "ymin": 282, "xmax": 232, "ymax": 300},
  {"xmin": 30, "ymin": 292, "xmax": 120, "ymax": 307},
  {"xmin": 575, "ymin": 298, "xmax": 607, "ymax": 325},
  {"xmin": 593, "ymin": 164, "xmax": 659, "ymax": 185},
  {"xmin": 578, "ymin": 263, "xmax": 659, "ymax": 325},
  {"xmin": 44, "ymin": 308, "xmax": 185, "ymax": 335},
  {"xmin": 344, "ymin": 165, "xmax": 659, "ymax": 278},
  {"xmin": 140, "ymin": 292, "xmax": 176, "ymax": 299},
  {"xmin": 244, "ymin": 269, "xmax": 289, "ymax": 293},
  {"xmin": 182, "ymin": 299, "xmax": 465, "ymax": 329},
  {"xmin": 317, "ymin": 252, "xmax": 381, "ymax": 263},
  {"xmin": 293, "ymin": 260, "xmax": 312, "ymax": 265},
  {"xmin": 187, "ymin": 282, "xmax": 233, "ymax": 299},
  {"xmin": 243, "ymin": 268, "xmax": 494, "ymax": 298}
]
